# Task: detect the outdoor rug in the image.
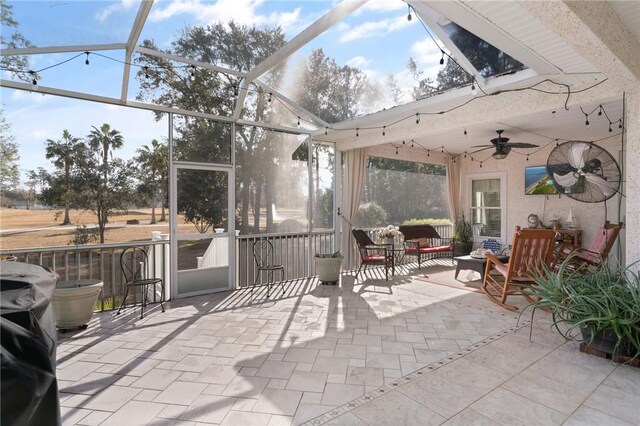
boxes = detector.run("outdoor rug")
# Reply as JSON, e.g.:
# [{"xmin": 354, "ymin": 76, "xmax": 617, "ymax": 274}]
[{"xmin": 411, "ymin": 264, "xmax": 484, "ymax": 293}]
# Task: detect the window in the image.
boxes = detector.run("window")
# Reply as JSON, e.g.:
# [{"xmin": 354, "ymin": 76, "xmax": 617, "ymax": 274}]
[
  {"xmin": 356, "ymin": 157, "xmax": 450, "ymax": 227},
  {"xmin": 468, "ymin": 173, "xmax": 506, "ymax": 241}
]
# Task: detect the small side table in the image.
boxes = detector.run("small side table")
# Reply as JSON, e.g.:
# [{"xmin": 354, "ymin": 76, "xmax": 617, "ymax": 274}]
[
  {"xmin": 454, "ymin": 255, "xmax": 509, "ymax": 281},
  {"xmin": 557, "ymin": 229, "xmax": 582, "ymax": 247}
]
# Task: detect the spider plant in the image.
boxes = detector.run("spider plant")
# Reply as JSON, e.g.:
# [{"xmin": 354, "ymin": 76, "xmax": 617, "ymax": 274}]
[{"xmin": 522, "ymin": 253, "xmax": 640, "ymax": 358}]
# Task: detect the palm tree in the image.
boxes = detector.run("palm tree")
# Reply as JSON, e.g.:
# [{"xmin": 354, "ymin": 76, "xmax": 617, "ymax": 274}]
[
  {"xmin": 87, "ymin": 123, "xmax": 124, "ymax": 225},
  {"xmin": 136, "ymin": 139, "xmax": 168, "ymax": 224},
  {"xmin": 45, "ymin": 129, "xmax": 82, "ymax": 225},
  {"xmin": 87, "ymin": 123, "xmax": 124, "ymax": 185}
]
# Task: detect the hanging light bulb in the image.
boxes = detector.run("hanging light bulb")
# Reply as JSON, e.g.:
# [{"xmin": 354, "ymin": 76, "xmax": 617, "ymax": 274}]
[
  {"xmin": 84, "ymin": 51, "xmax": 90, "ymax": 65},
  {"xmin": 402, "ymin": 140, "xmax": 406, "ymax": 145},
  {"xmin": 584, "ymin": 113, "xmax": 589, "ymax": 126},
  {"xmin": 439, "ymin": 50, "xmax": 445, "ymax": 65},
  {"xmin": 598, "ymin": 105, "xmax": 602, "ymax": 116},
  {"xmin": 395, "ymin": 147, "xmax": 399, "ymax": 155},
  {"xmin": 324, "ymin": 127, "xmax": 328, "ymax": 135},
  {"xmin": 297, "ymin": 116, "xmax": 301, "ymax": 126},
  {"xmin": 427, "ymin": 150, "xmax": 430, "ymax": 157},
  {"xmin": 28, "ymin": 70, "xmax": 37, "ymax": 89},
  {"xmin": 609, "ymin": 123, "xmax": 612, "ymax": 133},
  {"xmin": 143, "ymin": 66, "xmax": 150, "ymax": 79},
  {"xmin": 189, "ymin": 65, "xmax": 196, "ymax": 80},
  {"xmin": 619, "ymin": 120, "xmax": 623, "ymax": 129},
  {"xmin": 382, "ymin": 126, "xmax": 386, "ymax": 136},
  {"xmin": 268, "ymin": 93, "xmax": 272, "ymax": 103},
  {"xmin": 407, "ymin": 4, "xmax": 412, "ymax": 21},
  {"xmin": 526, "ymin": 155, "xmax": 529, "ymax": 162},
  {"xmin": 471, "ymin": 79, "xmax": 477, "ymax": 96},
  {"xmin": 441, "ymin": 147, "xmax": 444, "ymax": 153},
  {"xmin": 464, "ymin": 129, "xmax": 467, "ymax": 136},
  {"xmin": 411, "ymin": 140, "xmax": 414, "ymax": 148},
  {"xmin": 356, "ymin": 128, "xmax": 359, "ymax": 137},
  {"xmin": 464, "ymin": 152, "xmax": 467, "ymax": 158},
  {"xmin": 415, "ymin": 113, "xmax": 420, "ymax": 124},
  {"xmin": 480, "ymin": 162, "xmax": 483, "ymax": 168}
]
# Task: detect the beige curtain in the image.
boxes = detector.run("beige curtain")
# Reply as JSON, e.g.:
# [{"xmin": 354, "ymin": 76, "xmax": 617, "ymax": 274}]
[
  {"xmin": 340, "ymin": 148, "xmax": 367, "ymax": 268},
  {"xmin": 446, "ymin": 157, "xmax": 461, "ymax": 222}
]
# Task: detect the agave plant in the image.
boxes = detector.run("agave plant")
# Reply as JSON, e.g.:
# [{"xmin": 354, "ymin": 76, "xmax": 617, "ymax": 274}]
[{"xmin": 523, "ymin": 254, "xmax": 640, "ymax": 358}]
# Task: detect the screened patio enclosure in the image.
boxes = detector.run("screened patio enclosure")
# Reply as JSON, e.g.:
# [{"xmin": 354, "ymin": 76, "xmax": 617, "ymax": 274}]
[{"xmin": 2, "ymin": 0, "xmax": 639, "ymax": 299}]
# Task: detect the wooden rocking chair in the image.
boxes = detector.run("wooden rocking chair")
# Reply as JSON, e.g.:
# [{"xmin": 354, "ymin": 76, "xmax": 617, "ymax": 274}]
[
  {"xmin": 556, "ymin": 221, "xmax": 623, "ymax": 270},
  {"xmin": 481, "ymin": 226, "xmax": 557, "ymax": 311}
]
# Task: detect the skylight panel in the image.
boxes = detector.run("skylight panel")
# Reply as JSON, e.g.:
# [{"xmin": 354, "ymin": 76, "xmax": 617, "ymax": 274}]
[{"xmin": 439, "ymin": 21, "xmax": 527, "ymax": 79}]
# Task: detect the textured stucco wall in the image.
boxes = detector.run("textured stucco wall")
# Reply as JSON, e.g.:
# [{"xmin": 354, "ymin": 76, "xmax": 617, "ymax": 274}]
[
  {"xmin": 624, "ymin": 92, "xmax": 639, "ymax": 270},
  {"xmin": 459, "ymin": 136, "xmax": 625, "ymax": 264}
]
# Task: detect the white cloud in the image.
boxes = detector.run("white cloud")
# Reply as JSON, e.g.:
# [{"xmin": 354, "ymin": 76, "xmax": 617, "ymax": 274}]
[
  {"xmin": 339, "ymin": 14, "xmax": 413, "ymax": 43},
  {"xmin": 345, "ymin": 56, "xmax": 371, "ymax": 68},
  {"xmin": 410, "ymin": 38, "xmax": 445, "ymax": 80},
  {"xmin": 354, "ymin": 0, "xmax": 406, "ymax": 16},
  {"xmin": 149, "ymin": 0, "xmax": 302, "ymax": 33},
  {"xmin": 96, "ymin": 0, "xmax": 137, "ymax": 22}
]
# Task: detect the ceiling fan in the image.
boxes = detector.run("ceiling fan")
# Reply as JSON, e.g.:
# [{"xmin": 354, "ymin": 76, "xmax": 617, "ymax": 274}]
[{"xmin": 471, "ymin": 130, "xmax": 539, "ymax": 159}]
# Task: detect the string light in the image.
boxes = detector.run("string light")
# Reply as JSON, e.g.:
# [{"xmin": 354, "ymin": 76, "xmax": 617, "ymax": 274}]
[
  {"xmin": 439, "ymin": 50, "xmax": 445, "ymax": 65},
  {"xmin": 526, "ymin": 155, "xmax": 529, "ymax": 161},
  {"xmin": 608, "ymin": 123, "xmax": 612, "ymax": 133},
  {"xmin": 584, "ymin": 112, "xmax": 589, "ymax": 126},
  {"xmin": 1, "ymin": 49, "xmax": 622, "ymax": 138},
  {"xmin": 324, "ymin": 127, "xmax": 328, "ymax": 135},
  {"xmin": 395, "ymin": 146, "xmax": 399, "ymax": 154},
  {"xmin": 427, "ymin": 150, "xmax": 430, "ymax": 157},
  {"xmin": 382, "ymin": 126, "xmax": 386, "ymax": 136},
  {"xmin": 415, "ymin": 113, "xmax": 420, "ymax": 124},
  {"xmin": 479, "ymin": 162, "xmax": 483, "ymax": 168},
  {"xmin": 464, "ymin": 129, "xmax": 467, "ymax": 136},
  {"xmin": 297, "ymin": 116, "xmax": 300, "ymax": 126},
  {"xmin": 356, "ymin": 128, "xmax": 359, "ymax": 137},
  {"xmin": 407, "ymin": 4, "xmax": 412, "ymax": 21},
  {"xmin": 28, "ymin": 70, "xmax": 37, "ymax": 87},
  {"xmin": 268, "ymin": 92, "xmax": 272, "ymax": 103},
  {"xmin": 411, "ymin": 140, "xmax": 415, "ymax": 148},
  {"xmin": 402, "ymin": 140, "xmax": 406, "ymax": 145},
  {"xmin": 464, "ymin": 152, "xmax": 467, "ymax": 158}
]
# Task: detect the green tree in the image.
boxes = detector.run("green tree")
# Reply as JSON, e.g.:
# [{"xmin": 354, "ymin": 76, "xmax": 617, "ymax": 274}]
[
  {"xmin": 0, "ymin": 0, "xmax": 36, "ymax": 82},
  {"xmin": 45, "ymin": 129, "xmax": 84, "ymax": 224},
  {"xmin": 0, "ymin": 110, "xmax": 20, "ymax": 192},
  {"xmin": 75, "ymin": 126, "xmax": 132, "ymax": 243},
  {"xmin": 135, "ymin": 139, "xmax": 168, "ymax": 224},
  {"xmin": 136, "ymin": 22, "xmax": 287, "ymax": 233},
  {"xmin": 293, "ymin": 48, "xmax": 377, "ymax": 123},
  {"xmin": 87, "ymin": 123, "xmax": 124, "ymax": 186}
]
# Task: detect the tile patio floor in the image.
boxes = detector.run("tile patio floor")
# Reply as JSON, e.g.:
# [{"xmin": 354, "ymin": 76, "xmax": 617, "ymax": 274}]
[{"xmin": 57, "ymin": 263, "xmax": 640, "ymax": 425}]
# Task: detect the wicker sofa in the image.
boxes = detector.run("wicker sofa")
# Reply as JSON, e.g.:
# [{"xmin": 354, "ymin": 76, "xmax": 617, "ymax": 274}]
[{"xmin": 399, "ymin": 224, "xmax": 453, "ymax": 268}]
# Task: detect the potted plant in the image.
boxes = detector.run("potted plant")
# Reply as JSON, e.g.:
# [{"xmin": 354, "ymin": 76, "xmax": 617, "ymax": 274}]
[
  {"xmin": 523, "ymin": 255, "xmax": 639, "ymax": 361},
  {"xmin": 314, "ymin": 251, "xmax": 343, "ymax": 285},
  {"xmin": 453, "ymin": 212, "xmax": 473, "ymax": 256}
]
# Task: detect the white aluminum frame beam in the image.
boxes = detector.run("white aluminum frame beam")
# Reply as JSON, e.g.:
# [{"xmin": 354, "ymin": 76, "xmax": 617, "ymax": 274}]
[
  {"xmin": 121, "ymin": 0, "xmax": 154, "ymax": 102},
  {"xmin": 1, "ymin": 44, "xmax": 126, "ymax": 56},
  {"xmin": 244, "ymin": 0, "xmax": 368, "ymax": 82},
  {"xmin": 0, "ymin": 79, "xmax": 310, "ymax": 136}
]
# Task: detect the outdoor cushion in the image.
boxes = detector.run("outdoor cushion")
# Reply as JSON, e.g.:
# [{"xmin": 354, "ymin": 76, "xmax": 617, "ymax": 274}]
[
  {"xmin": 415, "ymin": 237, "xmax": 430, "ymax": 248},
  {"xmin": 363, "ymin": 255, "xmax": 386, "ymax": 262},
  {"xmin": 588, "ymin": 227, "xmax": 615, "ymax": 255},
  {"xmin": 419, "ymin": 245, "xmax": 450, "ymax": 253}
]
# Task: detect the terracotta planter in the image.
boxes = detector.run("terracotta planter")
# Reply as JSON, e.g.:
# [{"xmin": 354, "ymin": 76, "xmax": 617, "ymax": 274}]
[
  {"xmin": 315, "ymin": 256, "xmax": 343, "ymax": 285},
  {"xmin": 52, "ymin": 279, "xmax": 103, "ymax": 330}
]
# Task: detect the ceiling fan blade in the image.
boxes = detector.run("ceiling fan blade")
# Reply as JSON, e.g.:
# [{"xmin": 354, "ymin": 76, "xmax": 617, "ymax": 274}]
[
  {"xmin": 584, "ymin": 173, "xmax": 618, "ymax": 197},
  {"xmin": 470, "ymin": 147, "xmax": 492, "ymax": 154},
  {"xmin": 507, "ymin": 143, "xmax": 539, "ymax": 149},
  {"xmin": 569, "ymin": 143, "xmax": 589, "ymax": 169},
  {"xmin": 470, "ymin": 144, "xmax": 492, "ymax": 148},
  {"xmin": 553, "ymin": 172, "xmax": 578, "ymax": 188}
]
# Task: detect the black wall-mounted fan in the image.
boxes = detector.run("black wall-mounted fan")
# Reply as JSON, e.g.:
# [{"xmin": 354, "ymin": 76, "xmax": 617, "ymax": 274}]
[
  {"xmin": 547, "ymin": 141, "xmax": 621, "ymax": 203},
  {"xmin": 471, "ymin": 130, "xmax": 539, "ymax": 159}
]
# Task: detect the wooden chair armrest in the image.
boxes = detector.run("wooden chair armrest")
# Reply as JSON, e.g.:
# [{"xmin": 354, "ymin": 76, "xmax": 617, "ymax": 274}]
[{"xmin": 485, "ymin": 252, "xmax": 505, "ymax": 268}]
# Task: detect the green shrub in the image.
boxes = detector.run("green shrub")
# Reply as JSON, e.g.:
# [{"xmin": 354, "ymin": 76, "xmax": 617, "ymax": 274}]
[
  {"xmin": 402, "ymin": 218, "xmax": 452, "ymax": 226},
  {"xmin": 356, "ymin": 202, "xmax": 388, "ymax": 228}
]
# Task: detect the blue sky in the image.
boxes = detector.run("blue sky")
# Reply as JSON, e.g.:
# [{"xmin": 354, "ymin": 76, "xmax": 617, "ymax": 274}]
[{"xmin": 2, "ymin": 0, "xmax": 445, "ymax": 183}]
